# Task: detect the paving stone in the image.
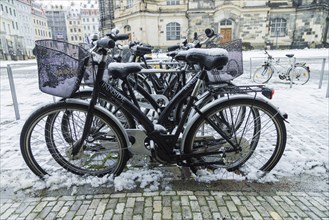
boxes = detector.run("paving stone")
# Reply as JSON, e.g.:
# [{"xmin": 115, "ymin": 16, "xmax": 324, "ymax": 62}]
[
  {"xmin": 226, "ymin": 201, "xmax": 238, "ymax": 212},
  {"xmin": 162, "ymin": 196, "xmax": 171, "ymax": 207},
  {"xmin": 33, "ymin": 201, "xmax": 48, "ymax": 212},
  {"xmin": 181, "ymin": 196, "xmax": 189, "ymax": 206},
  {"xmin": 75, "ymin": 204, "xmax": 89, "ymax": 216},
  {"xmin": 36, "ymin": 206, "xmax": 52, "ymax": 219},
  {"xmin": 103, "ymin": 209, "xmax": 114, "ymax": 219},
  {"xmin": 57, "ymin": 206, "xmax": 70, "ymax": 218},
  {"xmin": 143, "ymin": 207, "xmax": 153, "ymax": 219},
  {"xmin": 123, "ymin": 207, "xmax": 133, "ymax": 219},
  {"xmin": 134, "ymin": 201, "xmax": 144, "ymax": 214},
  {"xmin": 106, "ymin": 198, "xmax": 118, "ymax": 209},
  {"xmin": 89, "ymin": 199, "xmax": 101, "ymax": 209},
  {"xmin": 95, "ymin": 199, "xmax": 108, "ymax": 215},
  {"xmin": 115, "ymin": 203, "xmax": 125, "ymax": 214},
  {"xmin": 201, "ymin": 206, "xmax": 212, "ymax": 219},
  {"xmin": 190, "ymin": 200, "xmax": 201, "ymax": 212},
  {"xmin": 181, "ymin": 206, "xmax": 192, "ymax": 219},
  {"xmin": 153, "ymin": 200, "xmax": 162, "ymax": 212},
  {"xmin": 83, "ymin": 209, "xmax": 96, "ymax": 220},
  {"xmin": 162, "ymin": 206, "xmax": 172, "ymax": 219}
]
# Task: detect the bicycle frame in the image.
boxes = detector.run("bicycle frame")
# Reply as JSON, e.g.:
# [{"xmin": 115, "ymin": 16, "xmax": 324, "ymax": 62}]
[{"xmin": 71, "ymin": 50, "xmax": 242, "ymax": 164}]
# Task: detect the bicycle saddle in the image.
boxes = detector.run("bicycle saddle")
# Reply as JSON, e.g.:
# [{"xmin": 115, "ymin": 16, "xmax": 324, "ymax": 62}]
[
  {"xmin": 135, "ymin": 46, "xmax": 152, "ymax": 56},
  {"xmin": 174, "ymin": 51, "xmax": 188, "ymax": 62},
  {"xmin": 186, "ymin": 48, "xmax": 228, "ymax": 70},
  {"xmin": 167, "ymin": 51, "xmax": 178, "ymax": 58},
  {"xmin": 108, "ymin": 63, "xmax": 142, "ymax": 79},
  {"xmin": 286, "ymin": 54, "xmax": 294, "ymax": 58}
]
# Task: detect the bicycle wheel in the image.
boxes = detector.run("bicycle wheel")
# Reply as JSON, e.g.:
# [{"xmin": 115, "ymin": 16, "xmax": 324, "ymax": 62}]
[
  {"xmin": 184, "ymin": 98, "xmax": 286, "ymax": 175},
  {"xmin": 20, "ymin": 101, "xmax": 129, "ymax": 177},
  {"xmin": 253, "ymin": 66, "xmax": 273, "ymax": 84},
  {"xmin": 289, "ymin": 66, "xmax": 310, "ymax": 85}
]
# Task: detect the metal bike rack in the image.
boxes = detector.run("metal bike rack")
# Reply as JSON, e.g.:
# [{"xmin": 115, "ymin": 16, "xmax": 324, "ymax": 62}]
[
  {"xmin": 2, "ymin": 62, "xmax": 37, "ymax": 120},
  {"xmin": 249, "ymin": 57, "xmax": 328, "ymax": 98}
]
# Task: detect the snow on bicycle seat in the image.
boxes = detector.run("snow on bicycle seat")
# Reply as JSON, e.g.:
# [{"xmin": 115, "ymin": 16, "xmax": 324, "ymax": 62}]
[
  {"xmin": 286, "ymin": 54, "xmax": 294, "ymax": 58},
  {"xmin": 186, "ymin": 48, "xmax": 228, "ymax": 70},
  {"xmin": 108, "ymin": 63, "xmax": 142, "ymax": 79}
]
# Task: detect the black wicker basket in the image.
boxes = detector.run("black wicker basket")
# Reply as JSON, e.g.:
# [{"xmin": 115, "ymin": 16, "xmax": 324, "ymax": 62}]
[
  {"xmin": 207, "ymin": 39, "xmax": 243, "ymax": 82},
  {"xmin": 35, "ymin": 40, "xmax": 90, "ymax": 97}
]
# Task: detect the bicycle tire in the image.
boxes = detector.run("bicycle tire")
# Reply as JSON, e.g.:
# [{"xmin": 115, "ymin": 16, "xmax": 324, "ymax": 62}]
[
  {"xmin": 253, "ymin": 66, "xmax": 273, "ymax": 84},
  {"xmin": 289, "ymin": 66, "xmax": 310, "ymax": 85},
  {"xmin": 20, "ymin": 101, "xmax": 129, "ymax": 177},
  {"xmin": 184, "ymin": 98, "xmax": 286, "ymax": 175}
]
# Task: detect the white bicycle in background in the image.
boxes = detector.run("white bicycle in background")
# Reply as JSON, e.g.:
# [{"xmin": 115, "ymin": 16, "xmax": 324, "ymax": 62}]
[{"xmin": 253, "ymin": 50, "xmax": 310, "ymax": 85}]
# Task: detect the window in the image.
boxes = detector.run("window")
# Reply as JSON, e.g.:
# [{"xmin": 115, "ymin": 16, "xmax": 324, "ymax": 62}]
[
  {"xmin": 167, "ymin": 0, "xmax": 179, "ymax": 5},
  {"xmin": 1, "ymin": 4, "xmax": 3, "ymax": 11},
  {"xmin": 271, "ymin": 18, "xmax": 287, "ymax": 37},
  {"xmin": 127, "ymin": 0, "xmax": 133, "ymax": 8},
  {"xmin": 220, "ymin": 19, "xmax": 232, "ymax": 26},
  {"xmin": 166, "ymin": 22, "xmax": 180, "ymax": 40}
]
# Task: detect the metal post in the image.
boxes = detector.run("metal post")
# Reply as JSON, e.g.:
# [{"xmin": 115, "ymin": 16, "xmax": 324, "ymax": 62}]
[
  {"xmin": 250, "ymin": 57, "xmax": 252, "ymax": 79},
  {"xmin": 290, "ymin": 57, "xmax": 296, "ymax": 88},
  {"xmin": 326, "ymin": 79, "xmax": 329, "ymax": 98},
  {"xmin": 6, "ymin": 64, "xmax": 20, "ymax": 120},
  {"xmin": 318, "ymin": 58, "xmax": 326, "ymax": 89}
]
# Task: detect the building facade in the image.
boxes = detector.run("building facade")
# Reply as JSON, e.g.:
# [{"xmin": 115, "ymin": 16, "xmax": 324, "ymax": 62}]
[
  {"xmin": 80, "ymin": 0, "xmax": 100, "ymax": 42},
  {"xmin": 107, "ymin": 0, "xmax": 329, "ymax": 49},
  {"xmin": 44, "ymin": 4, "xmax": 68, "ymax": 41},
  {"xmin": 0, "ymin": 0, "xmax": 23, "ymax": 60},
  {"xmin": 66, "ymin": 3, "xmax": 84, "ymax": 45},
  {"xmin": 32, "ymin": 2, "xmax": 51, "ymax": 44}
]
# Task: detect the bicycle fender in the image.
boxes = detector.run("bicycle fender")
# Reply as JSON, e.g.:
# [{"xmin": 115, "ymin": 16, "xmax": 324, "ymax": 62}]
[
  {"xmin": 181, "ymin": 95, "xmax": 287, "ymax": 152},
  {"xmin": 64, "ymin": 98, "xmax": 131, "ymax": 149}
]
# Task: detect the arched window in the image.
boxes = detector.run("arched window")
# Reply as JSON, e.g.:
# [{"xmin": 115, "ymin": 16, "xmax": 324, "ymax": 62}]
[
  {"xmin": 124, "ymin": 25, "xmax": 131, "ymax": 32},
  {"xmin": 166, "ymin": 22, "xmax": 180, "ymax": 40},
  {"xmin": 220, "ymin": 19, "xmax": 232, "ymax": 26},
  {"xmin": 271, "ymin": 18, "xmax": 287, "ymax": 37}
]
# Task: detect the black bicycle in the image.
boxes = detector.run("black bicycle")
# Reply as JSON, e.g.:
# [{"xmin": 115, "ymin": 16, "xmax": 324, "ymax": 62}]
[{"xmin": 20, "ymin": 38, "xmax": 287, "ymax": 178}]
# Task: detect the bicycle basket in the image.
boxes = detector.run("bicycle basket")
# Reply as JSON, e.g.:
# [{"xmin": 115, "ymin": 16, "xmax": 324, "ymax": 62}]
[
  {"xmin": 35, "ymin": 40, "xmax": 90, "ymax": 97},
  {"xmin": 207, "ymin": 39, "xmax": 243, "ymax": 83}
]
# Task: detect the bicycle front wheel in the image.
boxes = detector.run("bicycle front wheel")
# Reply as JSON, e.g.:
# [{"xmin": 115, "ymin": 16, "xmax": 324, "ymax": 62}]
[
  {"xmin": 253, "ymin": 66, "xmax": 273, "ymax": 84},
  {"xmin": 289, "ymin": 66, "xmax": 310, "ymax": 85},
  {"xmin": 20, "ymin": 101, "xmax": 129, "ymax": 178},
  {"xmin": 184, "ymin": 98, "xmax": 286, "ymax": 176}
]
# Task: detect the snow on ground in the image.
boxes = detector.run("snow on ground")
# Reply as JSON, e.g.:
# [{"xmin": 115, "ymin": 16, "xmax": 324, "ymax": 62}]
[{"xmin": 0, "ymin": 48, "xmax": 328, "ymax": 193}]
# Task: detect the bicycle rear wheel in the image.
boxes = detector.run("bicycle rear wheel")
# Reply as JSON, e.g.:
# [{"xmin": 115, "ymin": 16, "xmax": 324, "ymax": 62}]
[
  {"xmin": 289, "ymin": 66, "xmax": 310, "ymax": 85},
  {"xmin": 253, "ymin": 66, "xmax": 273, "ymax": 84},
  {"xmin": 20, "ymin": 101, "xmax": 129, "ymax": 177},
  {"xmin": 184, "ymin": 98, "xmax": 286, "ymax": 176}
]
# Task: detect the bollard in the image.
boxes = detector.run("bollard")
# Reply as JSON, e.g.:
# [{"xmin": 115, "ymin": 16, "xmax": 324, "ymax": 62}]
[
  {"xmin": 318, "ymin": 58, "xmax": 326, "ymax": 89},
  {"xmin": 6, "ymin": 64, "xmax": 20, "ymax": 120},
  {"xmin": 289, "ymin": 57, "xmax": 296, "ymax": 88},
  {"xmin": 249, "ymin": 57, "xmax": 252, "ymax": 79}
]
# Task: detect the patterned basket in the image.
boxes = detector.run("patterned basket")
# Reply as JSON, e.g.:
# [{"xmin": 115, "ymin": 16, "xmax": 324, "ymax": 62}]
[
  {"xmin": 35, "ymin": 40, "xmax": 90, "ymax": 97},
  {"xmin": 207, "ymin": 39, "xmax": 244, "ymax": 82}
]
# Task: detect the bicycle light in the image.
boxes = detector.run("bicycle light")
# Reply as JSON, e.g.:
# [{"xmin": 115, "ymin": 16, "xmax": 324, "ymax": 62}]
[{"xmin": 262, "ymin": 87, "xmax": 274, "ymax": 99}]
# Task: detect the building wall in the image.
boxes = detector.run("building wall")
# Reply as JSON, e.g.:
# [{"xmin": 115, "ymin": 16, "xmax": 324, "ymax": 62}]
[{"xmin": 111, "ymin": 0, "xmax": 329, "ymax": 49}]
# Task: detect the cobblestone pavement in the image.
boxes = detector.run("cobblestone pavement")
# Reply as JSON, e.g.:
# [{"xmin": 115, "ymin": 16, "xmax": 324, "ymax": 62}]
[{"xmin": 1, "ymin": 190, "xmax": 328, "ymax": 220}]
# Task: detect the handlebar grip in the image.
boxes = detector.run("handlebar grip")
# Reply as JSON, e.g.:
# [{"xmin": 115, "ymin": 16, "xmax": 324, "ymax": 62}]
[
  {"xmin": 115, "ymin": 34, "xmax": 130, "ymax": 41},
  {"xmin": 97, "ymin": 38, "xmax": 115, "ymax": 49},
  {"xmin": 205, "ymin": 28, "xmax": 215, "ymax": 38},
  {"xmin": 167, "ymin": 45, "xmax": 180, "ymax": 52}
]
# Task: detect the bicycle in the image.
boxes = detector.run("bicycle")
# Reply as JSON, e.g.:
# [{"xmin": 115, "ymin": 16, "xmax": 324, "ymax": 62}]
[
  {"xmin": 253, "ymin": 49, "xmax": 310, "ymax": 84},
  {"xmin": 20, "ymin": 38, "xmax": 287, "ymax": 179}
]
